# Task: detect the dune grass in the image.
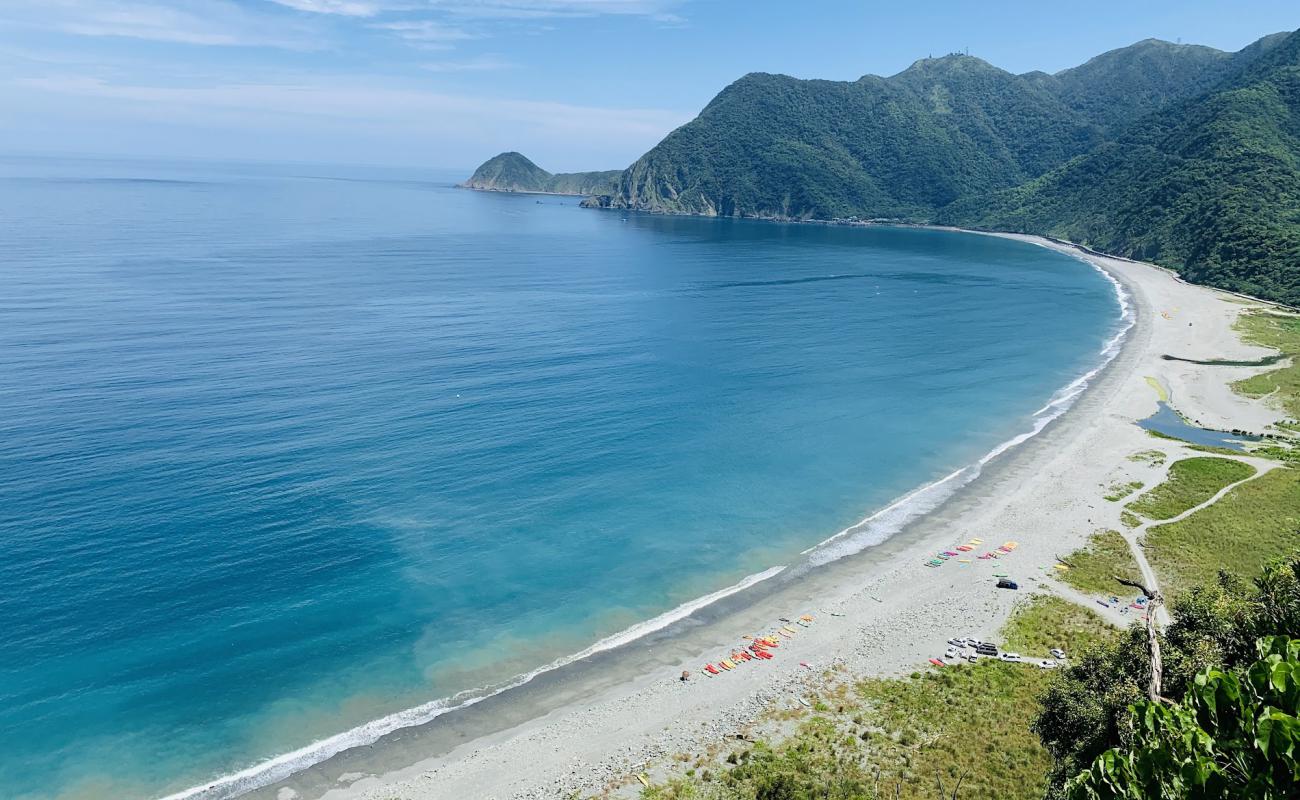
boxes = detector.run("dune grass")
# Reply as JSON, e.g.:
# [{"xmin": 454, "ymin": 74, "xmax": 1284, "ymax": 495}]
[
  {"xmin": 1102, "ymin": 481, "xmax": 1143, "ymax": 502},
  {"xmin": 1057, "ymin": 530, "xmax": 1143, "ymax": 597},
  {"xmin": 1127, "ymin": 449, "xmax": 1166, "ymax": 466},
  {"xmin": 1125, "ymin": 456, "xmax": 1256, "ymax": 520},
  {"xmin": 1120, "ymin": 511, "xmax": 1142, "ymax": 529},
  {"xmin": 1143, "ymin": 467, "xmax": 1300, "ymax": 598},
  {"xmin": 639, "ymin": 597, "xmax": 1114, "ymax": 800},
  {"xmin": 1232, "ymin": 311, "xmax": 1300, "ymax": 420}
]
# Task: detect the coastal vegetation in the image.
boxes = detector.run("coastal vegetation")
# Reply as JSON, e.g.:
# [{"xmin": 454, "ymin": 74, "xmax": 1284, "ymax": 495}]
[
  {"xmin": 1124, "ymin": 456, "xmax": 1257, "ymax": 520},
  {"xmin": 1233, "ymin": 311, "xmax": 1300, "ymax": 420},
  {"xmin": 1067, "ymin": 636, "xmax": 1300, "ymax": 799},
  {"xmin": 1142, "ymin": 467, "xmax": 1300, "ymax": 598},
  {"xmin": 641, "ymin": 597, "xmax": 1114, "ymax": 800},
  {"xmin": 1058, "ymin": 530, "xmax": 1143, "ymax": 596},
  {"xmin": 1036, "ymin": 554, "xmax": 1300, "ymax": 798},
  {"xmin": 1125, "ymin": 449, "xmax": 1166, "ymax": 466},
  {"xmin": 1101, "ymin": 481, "xmax": 1142, "ymax": 502}
]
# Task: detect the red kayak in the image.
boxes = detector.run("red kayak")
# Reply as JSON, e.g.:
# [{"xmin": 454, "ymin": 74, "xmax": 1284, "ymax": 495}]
[
  {"xmin": 928, "ymin": 658, "xmax": 945, "ymax": 667},
  {"xmin": 705, "ymin": 664, "xmax": 719, "ymax": 674}
]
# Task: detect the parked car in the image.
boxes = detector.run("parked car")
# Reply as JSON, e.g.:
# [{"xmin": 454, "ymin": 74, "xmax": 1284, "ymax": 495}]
[
  {"xmin": 996, "ymin": 578, "xmax": 1019, "ymax": 590},
  {"xmin": 947, "ymin": 638, "xmax": 965, "ymax": 647},
  {"xmin": 1037, "ymin": 659, "xmax": 1058, "ymax": 669},
  {"xmin": 1049, "ymin": 648, "xmax": 1066, "ymax": 659},
  {"xmin": 998, "ymin": 652, "xmax": 1021, "ymax": 662},
  {"xmin": 976, "ymin": 643, "xmax": 998, "ymax": 656}
]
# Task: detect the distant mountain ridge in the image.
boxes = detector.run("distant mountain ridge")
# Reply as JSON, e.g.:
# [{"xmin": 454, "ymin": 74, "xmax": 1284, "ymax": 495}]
[
  {"xmin": 465, "ymin": 29, "xmax": 1300, "ymax": 305},
  {"xmin": 460, "ymin": 152, "xmax": 620, "ymax": 196},
  {"xmin": 584, "ymin": 55, "xmax": 1103, "ymax": 220},
  {"xmin": 942, "ymin": 29, "xmax": 1300, "ymax": 304}
]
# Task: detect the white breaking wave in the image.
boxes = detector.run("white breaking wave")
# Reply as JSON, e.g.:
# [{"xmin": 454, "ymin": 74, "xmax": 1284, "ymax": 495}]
[
  {"xmin": 159, "ymin": 565, "xmax": 786, "ymax": 800},
  {"xmin": 802, "ymin": 250, "xmax": 1134, "ymax": 567}
]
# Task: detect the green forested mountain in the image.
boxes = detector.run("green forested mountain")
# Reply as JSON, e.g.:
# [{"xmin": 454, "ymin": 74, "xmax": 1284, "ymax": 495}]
[
  {"xmin": 580, "ymin": 36, "xmax": 1292, "ymax": 223},
  {"xmin": 1026, "ymin": 39, "xmax": 1235, "ymax": 134},
  {"xmin": 461, "ymin": 152, "xmax": 620, "ymax": 195},
  {"xmin": 586, "ymin": 55, "xmax": 1101, "ymax": 219},
  {"xmin": 944, "ymin": 29, "xmax": 1300, "ymax": 305},
  {"xmin": 473, "ymin": 30, "xmax": 1300, "ymax": 304}
]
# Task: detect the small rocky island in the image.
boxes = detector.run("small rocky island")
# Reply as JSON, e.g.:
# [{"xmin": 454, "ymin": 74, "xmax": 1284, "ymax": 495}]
[{"xmin": 460, "ymin": 152, "xmax": 620, "ymax": 196}]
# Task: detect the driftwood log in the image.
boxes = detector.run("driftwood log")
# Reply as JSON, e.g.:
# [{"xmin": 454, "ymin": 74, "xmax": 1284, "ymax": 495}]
[{"xmin": 1114, "ymin": 576, "xmax": 1167, "ymax": 702}]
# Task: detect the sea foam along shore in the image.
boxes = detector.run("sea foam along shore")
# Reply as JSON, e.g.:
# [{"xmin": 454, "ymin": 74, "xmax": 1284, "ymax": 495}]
[
  {"xmin": 160, "ymin": 566, "xmax": 788, "ymax": 800},
  {"xmin": 284, "ymin": 233, "xmax": 1283, "ymax": 800},
  {"xmin": 803, "ymin": 250, "xmax": 1134, "ymax": 568},
  {"xmin": 169, "ymin": 230, "xmax": 1129, "ymax": 800}
]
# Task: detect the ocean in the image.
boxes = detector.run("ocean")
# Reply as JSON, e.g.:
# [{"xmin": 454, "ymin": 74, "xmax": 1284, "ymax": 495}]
[{"xmin": 0, "ymin": 156, "xmax": 1123, "ymax": 799}]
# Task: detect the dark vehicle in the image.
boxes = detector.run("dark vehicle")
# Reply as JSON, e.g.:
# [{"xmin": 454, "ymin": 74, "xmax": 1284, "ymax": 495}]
[
  {"xmin": 976, "ymin": 642, "xmax": 999, "ymax": 657},
  {"xmin": 996, "ymin": 578, "xmax": 1019, "ymax": 590}
]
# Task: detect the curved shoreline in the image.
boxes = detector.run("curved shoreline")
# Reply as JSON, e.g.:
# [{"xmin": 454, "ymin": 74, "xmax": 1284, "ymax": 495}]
[
  {"xmin": 306, "ymin": 232, "xmax": 1277, "ymax": 800},
  {"xmin": 164, "ymin": 228, "xmax": 1127, "ymax": 800},
  {"xmin": 210, "ymin": 230, "xmax": 1173, "ymax": 800}
]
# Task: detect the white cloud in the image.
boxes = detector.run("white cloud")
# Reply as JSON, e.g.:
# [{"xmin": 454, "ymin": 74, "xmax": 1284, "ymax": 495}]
[
  {"xmin": 420, "ymin": 54, "xmax": 513, "ymax": 71},
  {"xmin": 9, "ymin": 74, "xmax": 690, "ymax": 142},
  {"xmin": 369, "ymin": 19, "xmax": 475, "ymax": 42},
  {"xmin": 1, "ymin": 0, "xmax": 321, "ymax": 49},
  {"xmin": 425, "ymin": 0, "xmax": 684, "ymax": 19},
  {"xmin": 268, "ymin": 0, "xmax": 382, "ymax": 16}
]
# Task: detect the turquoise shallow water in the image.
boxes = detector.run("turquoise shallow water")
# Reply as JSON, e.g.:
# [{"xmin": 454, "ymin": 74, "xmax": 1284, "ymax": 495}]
[{"xmin": 0, "ymin": 156, "xmax": 1120, "ymax": 799}]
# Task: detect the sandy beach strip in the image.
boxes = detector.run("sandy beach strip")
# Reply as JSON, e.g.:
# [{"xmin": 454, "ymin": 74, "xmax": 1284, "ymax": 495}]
[{"xmin": 254, "ymin": 235, "xmax": 1286, "ymax": 800}]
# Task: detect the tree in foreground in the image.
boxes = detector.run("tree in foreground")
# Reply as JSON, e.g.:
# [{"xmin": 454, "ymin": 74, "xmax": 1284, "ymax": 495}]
[
  {"xmin": 1067, "ymin": 636, "xmax": 1300, "ymax": 799},
  {"xmin": 1036, "ymin": 556, "xmax": 1300, "ymax": 796}
]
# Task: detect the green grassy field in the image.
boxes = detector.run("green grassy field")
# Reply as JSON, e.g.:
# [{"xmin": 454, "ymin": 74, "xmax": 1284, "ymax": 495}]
[
  {"xmin": 1001, "ymin": 594, "xmax": 1117, "ymax": 656},
  {"xmin": 1057, "ymin": 530, "xmax": 1143, "ymax": 597},
  {"xmin": 1143, "ymin": 467, "xmax": 1300, "ymax": 597},
  {"xmin": 1125, "ymin": 456, "xmax": 1256, "ymax": 520},
  {"xmin": 1232, "ymin": 312, "xmax": 1300, "ymax": 420},
  {"xmin": 639, "ymin": 596, "xmax": 1115, "ymax": 800}
]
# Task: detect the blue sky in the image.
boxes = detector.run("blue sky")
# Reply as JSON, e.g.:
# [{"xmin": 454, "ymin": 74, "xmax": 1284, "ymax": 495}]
[{"xmin": 1, "ymin": 1, "xmax": 1295, "ymax": 171}]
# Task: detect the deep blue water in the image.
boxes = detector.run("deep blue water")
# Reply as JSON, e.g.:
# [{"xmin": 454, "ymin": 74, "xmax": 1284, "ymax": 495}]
[{"xmin": 0, "ymin": 156, "xmax": 1120, "ymax": 799}]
